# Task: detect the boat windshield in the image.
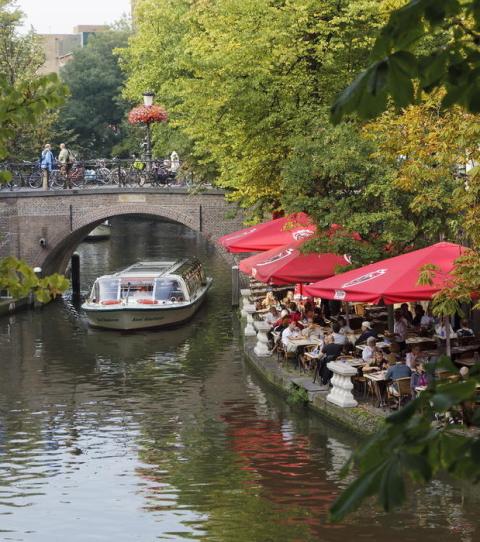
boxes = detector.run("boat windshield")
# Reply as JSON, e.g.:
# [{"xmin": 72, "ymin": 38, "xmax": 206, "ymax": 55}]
[
  {"xmin": 96, "ymin": 278, "xmax": 121, "ymax": 302},
  {"xmin": 153, "ymin": 278, "xmax": 185, "ymax": 302}
]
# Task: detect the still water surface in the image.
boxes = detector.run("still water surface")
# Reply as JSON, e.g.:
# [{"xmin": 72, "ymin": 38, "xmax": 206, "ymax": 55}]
[{"xmin": 0, "ymin": 217, "xmax": 478, "ymax": 541}]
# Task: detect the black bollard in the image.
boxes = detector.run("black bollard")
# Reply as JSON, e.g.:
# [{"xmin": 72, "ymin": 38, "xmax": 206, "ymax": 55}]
[
  {"xmin": 231, "ymin": 265, "xmax": 240, "ymax": 307},
  {"xmin": 71, "ymin": 252, "xmax": 81, "ymax": 298}
]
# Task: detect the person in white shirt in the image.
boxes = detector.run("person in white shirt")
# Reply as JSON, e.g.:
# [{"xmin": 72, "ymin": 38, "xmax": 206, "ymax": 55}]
[
  {"xmin": 420, "ymin": 310, "xmax": 435, "ymax": 331},
  {"xmin": 457, "ymin": 319, "xmax": 474, "ymax": 337},
  {"xmin": 282, "ymin": 321, "xmax": 300, "ymax": 352},
  {"xmin": 362, "ymin": 336, "xmax": 376, "ymax": 362},
  {"xmin": 264, "ymin": 307, "xmax": 278, "ymax": 326},
  {"xmin": 332, "ymin": 322, "xmax": 347, "ymax": 345},
  {"xmin": 337, "ymin": 316, "xmax": 352, "ymax": 335},
  {"xmin": 405, "ymin": 345, "xmax": 422, "ymax": 369},
  {"xmin": 394, "ymin": 310, "xmax": 408, "ymax": 345}
]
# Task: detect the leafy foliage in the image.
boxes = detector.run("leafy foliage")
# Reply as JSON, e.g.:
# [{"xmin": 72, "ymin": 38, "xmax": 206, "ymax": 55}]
[
  {"xmin": 55, "ymin": 25, "xmax": 132, "ymax": 158},
  {"xmin": 120, "ymin": 0, "xmax": 399, "ymax": 209},
  {"xmin": 0, "ymin": 257, "xmax": 69, "ymax": 303},
  {"xmin": 0, "ymin": 0, "xmax": 65, "ymax": 161},
  {"xmin": 330, "ymin": 359, "xmax": 480, "ymax": 522},
  {"xmin": 332, "ymin": 0, "xmax": 480, "ymax": 122}
]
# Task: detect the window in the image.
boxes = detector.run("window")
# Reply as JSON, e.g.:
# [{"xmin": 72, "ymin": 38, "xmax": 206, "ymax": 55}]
[
  {"xmin": 96, "ymin": 278, "xmax": 120, "ymax": 301},
  {"xmin": 154, "ymin": 279, "xmax": 184, "ymax": 301}
]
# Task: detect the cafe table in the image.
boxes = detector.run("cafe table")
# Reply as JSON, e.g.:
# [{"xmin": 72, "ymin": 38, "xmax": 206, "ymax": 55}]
[{"xmin": 364, "ymin": 370, "xmax": 388, "ymax": 407}]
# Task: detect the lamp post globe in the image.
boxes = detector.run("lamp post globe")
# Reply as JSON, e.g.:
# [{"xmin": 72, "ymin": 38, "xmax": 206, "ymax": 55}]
[{"xmin": 143, "ymin": 91, "xmax": 155, "ymax": 107}]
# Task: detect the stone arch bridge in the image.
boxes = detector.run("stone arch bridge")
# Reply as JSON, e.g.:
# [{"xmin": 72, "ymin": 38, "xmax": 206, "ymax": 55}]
[{"xmin": 0, "ymin": 188, "xmax": 243, "ymax": 274}]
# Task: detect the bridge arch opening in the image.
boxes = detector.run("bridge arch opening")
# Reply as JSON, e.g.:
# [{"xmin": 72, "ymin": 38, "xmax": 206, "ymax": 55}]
[{"xmin": 42, "ymin": 212, "xmax": 213, "ymax": 276}]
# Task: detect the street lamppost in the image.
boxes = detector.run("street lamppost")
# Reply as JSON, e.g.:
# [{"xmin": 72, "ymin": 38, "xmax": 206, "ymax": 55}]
[
  {"xmin": 143, "ymin": 91, "xmax": 155, "ymax": 170},
  {"xmin": 128, "ymin": 96, "xmax": 168, "ymax": 174}
]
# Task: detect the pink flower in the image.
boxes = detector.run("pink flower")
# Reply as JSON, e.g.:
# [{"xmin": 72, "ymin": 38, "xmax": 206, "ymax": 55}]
[{"xmin": 128, "ymin": 105, "xmax": 168, "ymax": 125}]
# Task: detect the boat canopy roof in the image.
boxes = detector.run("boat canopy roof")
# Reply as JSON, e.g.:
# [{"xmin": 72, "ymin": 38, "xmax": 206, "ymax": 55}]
[{"xmin": 95, "ymin": 258, "xmax": 204, "ymax": 282}]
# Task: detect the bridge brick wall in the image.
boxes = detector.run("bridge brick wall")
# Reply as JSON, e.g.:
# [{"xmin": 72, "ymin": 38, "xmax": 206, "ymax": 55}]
[{"xmin": 0, "ymin": 188, "xmax": 243, "ymax": 273}]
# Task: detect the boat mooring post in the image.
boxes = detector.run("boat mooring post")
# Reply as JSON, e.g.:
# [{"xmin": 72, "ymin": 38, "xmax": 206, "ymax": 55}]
[
  {"xmin": 71, "ymin": 252, "xmax": 81, "ymax": 298},
  {"xmin": 232, "ymin": 265, "xmax": 240, "ymax": 307}
]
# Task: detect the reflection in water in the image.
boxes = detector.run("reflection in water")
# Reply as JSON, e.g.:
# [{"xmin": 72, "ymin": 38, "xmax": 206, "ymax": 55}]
[{"xmin": 0, "ymin": 217, "xmax": 478, "ymax": 541}]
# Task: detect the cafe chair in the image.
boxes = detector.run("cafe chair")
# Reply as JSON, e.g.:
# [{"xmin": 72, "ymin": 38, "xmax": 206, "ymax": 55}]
[{"xmin": 387, "ymin": 377, "xmax": 412, "ymax": 409}]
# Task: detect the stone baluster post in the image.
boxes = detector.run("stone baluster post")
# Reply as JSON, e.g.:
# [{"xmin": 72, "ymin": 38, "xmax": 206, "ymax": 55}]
[
  {"xmin": 243, "ymin": 303, "xmax": 257, "ymax": 337},
  {"xmin": 254, "ymin": 321, "xmax": 271, "ymax": 357},
  {"xmin": 240, "ymin": 288, "xmax": 251, "ymax": 318},
  {"xmin": 326, "ymin": 360, "xmax": 358, "ymax": 408}
]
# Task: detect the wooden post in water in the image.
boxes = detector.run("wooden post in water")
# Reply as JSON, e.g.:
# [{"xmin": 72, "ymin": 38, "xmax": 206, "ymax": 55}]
[
  {"xmin": 71, "ymin": 252, "xmax": 81, "ymax": 298},
  {"xmin": 232, "ymin": 265, "xmax": 240, "ymax": 307}
]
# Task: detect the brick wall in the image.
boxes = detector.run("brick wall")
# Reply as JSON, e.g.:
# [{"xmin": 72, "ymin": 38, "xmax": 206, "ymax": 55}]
[{"xmin": 0, "ymin": 189, "xmax": 244, "ymax": 273}]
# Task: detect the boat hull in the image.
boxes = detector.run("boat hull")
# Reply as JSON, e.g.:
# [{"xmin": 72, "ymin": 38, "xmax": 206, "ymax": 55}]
[
  {"xmin": 85, "ymin": 223, "xmax": 111, "ymax": 241},
  {"xmin": 82, "ymin": 281, "xmax": 211, "ymax": 330}
]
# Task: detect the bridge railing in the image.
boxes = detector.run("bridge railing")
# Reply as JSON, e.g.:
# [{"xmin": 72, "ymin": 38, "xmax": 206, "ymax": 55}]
[{"xmin": 0, "ymin": 158, "xmax": 190, "ymax": 191}]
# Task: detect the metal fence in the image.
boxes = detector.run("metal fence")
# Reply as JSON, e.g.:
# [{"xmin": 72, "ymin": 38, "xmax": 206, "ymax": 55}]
[{"xmin": 0, "ymin": 159, "xmax": 190, "ymax": 190}]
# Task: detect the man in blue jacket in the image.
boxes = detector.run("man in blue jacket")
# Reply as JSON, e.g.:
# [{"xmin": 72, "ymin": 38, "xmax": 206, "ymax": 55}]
[{"xmin": 40, "ymin": 144, "xmax": 55, "ymax": 190}]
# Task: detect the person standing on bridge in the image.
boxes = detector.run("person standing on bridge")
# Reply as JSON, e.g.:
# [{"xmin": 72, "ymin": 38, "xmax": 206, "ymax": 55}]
[
  {"xmin": 40, "ymin": 144, "xmax": 55, "ymax": 191},
  {"xmin": 58, "ymin": 143, "xmax": 75, "ymax": 188}
]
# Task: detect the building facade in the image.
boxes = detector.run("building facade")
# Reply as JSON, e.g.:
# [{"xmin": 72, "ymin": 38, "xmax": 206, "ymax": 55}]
[{"xmin": 38, "ymin": 25, "xmax": 108, "ymax": 75}]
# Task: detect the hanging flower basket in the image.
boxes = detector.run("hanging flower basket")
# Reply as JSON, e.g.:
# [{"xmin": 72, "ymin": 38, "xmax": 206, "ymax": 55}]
[{"xmin": 128, "ymin": 105, "xmax": 168, "ymax": 125}]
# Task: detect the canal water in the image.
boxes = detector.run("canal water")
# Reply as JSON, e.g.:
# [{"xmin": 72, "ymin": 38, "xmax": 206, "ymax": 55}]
[{"xmin": 0, "ymin": 217, "xmax": 478, "ymax": 542}]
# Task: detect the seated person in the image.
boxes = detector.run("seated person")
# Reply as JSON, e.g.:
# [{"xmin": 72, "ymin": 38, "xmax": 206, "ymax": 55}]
[
  {"xmin": 288, "ymin": 302, "xmax": 302, "ymax": 325},
  {"xmin": 332, "ymin": 322, "xmax": 348, "ymax": 345},
  {"xmin": 261, "ymin": 291, "xmax": 277, "ymax": 309},
  {"xmin": 435, "ymin": 319, "xmax": 455, "ymax": 338},
  {"xmin": 410, "ymin": 362, "xmax": 428, "ymax": 397},
  {"xmin": 337, "ymin": 316, "xmax": 352, "ymax": 335},
  {"xmin": 355, "ymin": 321, "xmax": 377, "ymax": 345},
  {"xmin": 412, "ymin": 304, "xmax": 425, "ymax": 327},
  {"xmin": 420, "ymin": 309, "xmax": 435, "ymax": 333},
  {"xmin": 273, "ymin": 309, "xmax": 290, "ymax": 328},
  {"xmin": 457, "ymin": 319, "xmax": 474, "ymax": 337},
  {"xmin": 322, "ymin": 334, "xmax": 343, "ymax": 359},
  {"xmin": 264, "ymin": 307, "xmax": 278, "ymax": 326},
  {"xmin": 301, "ymin": 317, "xmax": 323, "ymax": 339},
  {"xmin": 367, "ymin": 348, "xmax": 389, "ymax": 370},
  {"xmin": 313, "ymin": 306, "xmax": 326, "ymax": 326},
  {"xmin": 393, "ymin": 309, "xmax": 409, "ymax": 348},
  {"xmin": 281, "ymin": 321, "xmax": 301, "ymax": 352},
  {"xmin": 362, "ymin": 336, "xmax": 377, "ymax": 362},
  {"xmin": 385, "ymin": 341, "xmax": 401, "ymax": 365},
  {"xmin": 405, "ymin": 345, "xmax": 422, "ymax": 369},
  {"xmin": 400, "ymin": 303, "xmax": 414, "ymax": 324},
  {"xmin": 273, "ymin": 315, "xmax": 290, "ymax": 335},
  {"xmin": 385, "ymin": 358, "xmax": 412, "ymax": 381}
]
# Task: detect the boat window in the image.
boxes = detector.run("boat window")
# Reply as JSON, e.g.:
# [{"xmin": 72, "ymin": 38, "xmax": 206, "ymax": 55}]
[
  {"xmin": 154, "ymin": 279, "xmax": 185, "ymax": 301},
  {"xmin": 97, "ymin": 278, "xmax": 120, "ymax": 301},
  {"xmin": 120, "ymin": 281, "xmax": 154, "ymax": 299}
]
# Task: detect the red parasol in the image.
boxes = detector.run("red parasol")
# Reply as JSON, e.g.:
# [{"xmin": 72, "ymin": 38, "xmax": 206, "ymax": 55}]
[
  {"xmin": 217, "ymin": 212, "xmax": 316, "ymax": 253},
  {"xmin": 239, "ymin": 239, "xmax": 351, "ymax": 285},
  {"xmin": 303, "ymin": 242, "xmax": 466, "ymax": 303}
]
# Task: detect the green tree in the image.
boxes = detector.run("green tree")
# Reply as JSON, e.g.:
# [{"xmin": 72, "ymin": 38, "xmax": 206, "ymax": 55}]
[
  {"xmin": 326, "ymin": 0, "xmax": 480, "ymax": 523},
  {"xmin": 0, "ymin": 0, "xmax": 58, "ymax": 160},
  {"xmin": 120, "ymin": 0, "xmax": 400, "ymax": 209},
  {"xmin": 331, "ymin": 0, "xmax": 480, "ymax": 123},
  {"xmin": 55, "ymin": 25, "xmax": 132, "ymax": 158}
]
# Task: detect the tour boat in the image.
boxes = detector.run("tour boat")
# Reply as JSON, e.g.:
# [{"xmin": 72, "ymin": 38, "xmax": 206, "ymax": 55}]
[{"xmin": 82, "ymin": 258, "xmax": 212, "ymax": 330}]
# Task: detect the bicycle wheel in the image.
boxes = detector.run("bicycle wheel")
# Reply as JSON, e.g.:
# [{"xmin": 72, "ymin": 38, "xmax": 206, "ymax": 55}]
[
  {"xmin": 27, "ymin": 171, "xmax": 42, "ymax": 189},
  {"xmin": 110, "ymin": 168, "xmax": 125, "ymax": 185},
  {"xmin": 96, "ymin": 167, "xmax": 112, "ymax": 185},
  {"xmin": 50, "ymin": 170, "xmax": 64, "ymax": 188}
]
